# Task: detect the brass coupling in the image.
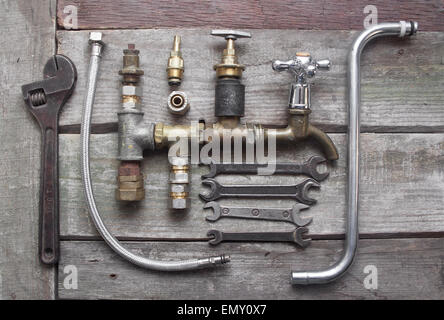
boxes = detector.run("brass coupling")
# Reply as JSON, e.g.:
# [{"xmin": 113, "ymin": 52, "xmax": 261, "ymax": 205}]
[
  {"xmin": 169, "ymin": 156, "xmax": 190, "ymax": 210},
  {"xmin": 166, "ymin": 35, "xmax": 184, "ymax": 86}
]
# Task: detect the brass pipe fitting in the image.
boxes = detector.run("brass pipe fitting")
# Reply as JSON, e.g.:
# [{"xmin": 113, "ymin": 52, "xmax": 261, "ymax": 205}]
[
  {"xmin": 169, "ymin": 156, "xmax": 190, "ymax": 210},
  {"xmin": 167, "ymin": 91, "xmax": 190, "ymax": 115},
  {"xmin": 116, "ymin": 44, "xmax": 146, "ymax": 201},
  {"xmin": 166, "ymin": 35, "xmax": 184, "ymax": 86},
  {"xmin": 265, "ymin": 109, "xmax": 339, "ymax": 161},
  {"xmin": 211, "ymin": 30, "xmax": 251, "ymax": 79}
]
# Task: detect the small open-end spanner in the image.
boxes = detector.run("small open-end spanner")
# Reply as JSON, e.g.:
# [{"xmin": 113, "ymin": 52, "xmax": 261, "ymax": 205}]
[
  {"xmin": 204, "ymin": 202, "xmax": 312, "ymax": 227},
  {"xmin": 207, "ymin": 228, "xmax": 311, "ymax": 248},
  {"xmin": 200, "ymin": 178, "xmax": 320, "ymax": 205},
  {"xmin": 202, "ymin": 155, "xmax": 329, "ymax": 181},
  {"xmin": 22, "ymin": 55, "xmax": 77, "ymax": 264}
]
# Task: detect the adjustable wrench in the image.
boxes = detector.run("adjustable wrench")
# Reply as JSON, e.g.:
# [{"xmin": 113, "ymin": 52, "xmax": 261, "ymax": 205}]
[
  {"xmin": 21, "ymin": 55, "xmax": 77, "ymax": 264},
  {"xmin": 200, "ymin": 178, "xmax": 320, "ymax": 205},
  {"xmin": 202, "ymin": 155, "xmax": 329, "ymax": 181},
  {"xmin": 204, "ymin": 202, "xmax": 312, "ymax": 227},
  {"xmin": 207, "ymin": 228, "xmax": 311, "ymax": 248}
]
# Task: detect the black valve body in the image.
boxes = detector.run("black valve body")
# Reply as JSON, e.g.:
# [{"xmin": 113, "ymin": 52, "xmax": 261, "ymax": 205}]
[{"xmin": 215, "ymin": 78, "xmax": 245, "ymax": 117}]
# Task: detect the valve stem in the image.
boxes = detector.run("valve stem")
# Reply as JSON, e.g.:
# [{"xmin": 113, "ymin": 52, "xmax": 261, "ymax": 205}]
[{"xmin": 167, "ymin": 35, "xmax": 184, "ymax": 86}]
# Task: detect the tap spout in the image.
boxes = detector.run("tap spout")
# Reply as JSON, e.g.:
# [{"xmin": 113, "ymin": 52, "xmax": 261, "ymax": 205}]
[{"xmin": 291, "ymin": 21, "xmax": 418, "ymax": 285}]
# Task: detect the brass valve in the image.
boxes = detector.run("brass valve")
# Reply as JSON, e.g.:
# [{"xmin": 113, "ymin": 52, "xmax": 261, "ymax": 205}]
[
  {"xmin": 211, "ymin": 30, "xmax": 251, "ymax": 78},
  {"xmin": 166, "ymin": 35, "xmax": 184, "ymax": 86}
]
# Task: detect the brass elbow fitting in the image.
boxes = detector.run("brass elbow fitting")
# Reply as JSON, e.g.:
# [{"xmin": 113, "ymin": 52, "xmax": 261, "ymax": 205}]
[
  {"xmin": 266, "ymin": 108, "xmax": 339, "ymax": 161},
  {"xmin": 166, "ymin": 35, "xmax": 184, "ymax": 86}
]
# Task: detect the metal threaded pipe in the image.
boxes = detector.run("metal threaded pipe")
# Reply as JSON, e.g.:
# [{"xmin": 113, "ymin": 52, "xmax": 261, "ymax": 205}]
[{"xmin": 80, "ymin": 32, "xmax": 230, "ymax": 271}]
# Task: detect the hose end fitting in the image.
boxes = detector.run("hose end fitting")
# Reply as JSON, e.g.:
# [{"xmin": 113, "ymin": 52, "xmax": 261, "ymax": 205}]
[{"xmin": 200, "ymin": 254, "xmax": 231, "ymax": 267}]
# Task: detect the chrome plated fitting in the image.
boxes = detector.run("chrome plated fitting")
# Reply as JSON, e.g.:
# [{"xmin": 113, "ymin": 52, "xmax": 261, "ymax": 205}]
[
  {"xmin": 168, "ymin": 156, "xmax": 190, "ymax": 210},
  {"xmin": 167, "ymin": 91, "xmax": 189, "ymax": 115}
]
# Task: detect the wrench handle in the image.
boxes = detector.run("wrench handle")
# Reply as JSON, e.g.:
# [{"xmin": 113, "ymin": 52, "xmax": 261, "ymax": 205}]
[
  {"xmin": 226, "ymin": 231, "xmax": 295, "ymax": 242},
  {"xmin": 39, "ymin": 123, "xmax": 59, "ymax": 264},
  {"xmin": 220, "ymin": 185, "xmax": 300, "ymax": 197}
]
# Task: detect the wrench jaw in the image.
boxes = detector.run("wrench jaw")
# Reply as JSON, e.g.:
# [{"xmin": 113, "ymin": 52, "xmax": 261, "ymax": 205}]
[
  {"xmin": 297, "ymin": 179, "xmax": 320, "ymax": 205},
  {"xmin": 207, "ymin": 230, "xmax": 223, "ymax": 245},
  {"xmin": 204, "ymin": 201, "xmax": 222, "ymax": 222},
  {"xmin": 291, "ymin": 204, "xmax": 312, "ymax": 227},
  {"xmin": 294, "ymin": 227, "xmax": 311, "ymax": 248},
  {"xmin": 201, "ymin": 162, "xmax": 218, "ymax": 179},
  {"xmin": 307, "ymin": 156, "xmax": 329, "ymax": 182},
  {"xmin": 199, "ymin": 179, "xmax": 221, "ymax": 202}
]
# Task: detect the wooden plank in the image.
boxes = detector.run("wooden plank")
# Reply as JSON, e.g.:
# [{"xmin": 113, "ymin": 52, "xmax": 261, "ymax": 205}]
[
  {"xmin": 57, "ymin": 238, "xmax": 444, "ymax": 299},
  {"xmin": 56, "ymin": 29, "xmax": 444, "ymax": 131},
  {"xmin": 0, "ymin": 0, "xmax": 56, "ymax": 299},
  {"xmin": 56, "ymin": 0, "xmax": 444, "ymax": 31},
  {"xmin": 59, "ymin": 133, "xmax": 444, "ymax": 239}
]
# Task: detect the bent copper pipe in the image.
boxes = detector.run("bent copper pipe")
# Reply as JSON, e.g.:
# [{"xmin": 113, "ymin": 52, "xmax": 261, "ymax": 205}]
[{"xmin": 291, "ymin": 21, "xmax": 418, "ymax": 285}]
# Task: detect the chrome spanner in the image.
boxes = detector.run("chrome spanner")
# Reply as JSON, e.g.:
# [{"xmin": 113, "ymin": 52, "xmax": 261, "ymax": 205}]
[
  {"xmin": 207, "ymin": 228, "xmax": 311, "ymax": 248},
  {"xmin": 200, "ymin": 178, "xmax": 320, "ymax": 205},
  {"xmin": 204, "ymin": 202, "xmax": 312, "ymax": 227},
  {"xmin": 202, "ymin": 155, "xmax": 329, "ymax": 181}
]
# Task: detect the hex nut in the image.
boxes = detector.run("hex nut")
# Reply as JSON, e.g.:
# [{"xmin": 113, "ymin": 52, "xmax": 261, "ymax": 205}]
[
  {"xmin": 169, "ymin": 171, "xmax": 190, "ymax": 184},
  {"xmin": 169, "ymin": 156, "xmax": 189, "ymax": 167},
  {"xmin": 122, "ymin": 100, "xmax": 142, "ymax": 110},
  {"xmin": 119, "ymin": 180, "xmax": 144, "ymax": 189},
  {"xmin": 116, "ymin": 188, "xmax": 145, "ymax": 201},
  {"xmin": 122, "ymin": 85, "xmax": 142, "ymax": 97},
  {"xmin": 170, "ymin": 184, "xmax": 190, "ymax": 194},
  {"xmin": 89, "ymin": 32, "xmax": 103, "ymax": 44},
  {"xmin": 167, "ymin": 91, "xmax": 189, "ymax": 115},
  {"xmin": 169, "ymin": 197, "xmax": 190, "ymax": 210},
  {"xmin": 117, "ymin": 175, "xmax": 143, "ymax": 182}
]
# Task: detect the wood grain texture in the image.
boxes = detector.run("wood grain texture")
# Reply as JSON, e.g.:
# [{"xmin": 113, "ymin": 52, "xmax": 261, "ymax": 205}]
[
  {"xmin": 57, "ymin": 239, "xmax": 444, "ymax": 299},
  {"xmin": 56, "ymin": 29, "xmax": 444, "ymax": 131},
  {"xmin": 56, "ymin": 0, "xmax": 444, "ymax": 31},
  {"xmin": 59, "ymin": 133, "xmax": 444, "ymax": 239},
  {"xmin": 0, "ymin": 0, "xmax": 56, "ymax": 299}
]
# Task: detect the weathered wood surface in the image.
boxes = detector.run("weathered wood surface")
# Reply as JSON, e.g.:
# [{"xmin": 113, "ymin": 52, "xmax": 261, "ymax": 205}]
[
  {"xmin": 56, "ymin": 29, "xmax": 444, "ymax": 131},
  {"xmin": 56, "ymin": 0, "xmax": 444, "ymax": 32},
  {"xmin": 59, "ymin": 133, "xmax": 444, "ymax": 239},
  {"xmin": 58, "ymin": 239, "xmax": 444, "ymax": 299},
  {"xmin": 0, "ymin": 0, "xmax": 56, "ymax": 299}
]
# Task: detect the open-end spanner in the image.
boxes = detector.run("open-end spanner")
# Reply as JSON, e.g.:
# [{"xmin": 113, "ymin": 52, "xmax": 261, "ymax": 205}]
[
  {"xmin": 200, "ymin": 178, "xmax": 320, "ymax": 205},
  {"xmin": 22, "ymin": 55, "xmax": 77, "ymax": 264},
  {"xmin": 204, "ymin": 202, "xmax": 312, "ymax": 227},
  {"xmin": 202, "ymin": 155, "xmax": 329, "ymax": 181},
  {"xmin": 207, "ymin": 228, "xmax": 311, "ymax": 248}
]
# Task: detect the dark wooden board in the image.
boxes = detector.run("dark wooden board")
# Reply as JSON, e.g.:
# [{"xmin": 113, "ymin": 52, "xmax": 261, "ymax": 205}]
[
  {"xmin": 56, "ymin": 29, "xmax": 444, "ymax": 131},
  {"xmin": 0, "ymin": 0, "xmax": 56, "ymax": 300},
  {"xmin": 58, "ymin": 238, "xmax": 444, "ymax": 299},
  {"xmin": 59, "ymin": 133, "xmax": 444, "ymax": 239},
  {"xmin": 57, "ymin": 0, "xmax": 444, "ymax": 31}
]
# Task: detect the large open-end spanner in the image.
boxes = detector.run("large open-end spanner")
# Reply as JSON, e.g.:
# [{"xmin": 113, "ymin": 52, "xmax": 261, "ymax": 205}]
[
  {"xmin": 207, "ymin": 228, "xmax": 311, "ymax": 248},
  {"xmin": 21, "ymin": 55, "xmax": 77, "ymax": 264},
  {"xmin": 204, "ymin": 202, "xmax": 312, "ymax": 227},
  {"xmin": 202, "ymin": 155, "xmax": 329, "ymax": 181},
  {"xmin": 200, "ymin": 178, "xmax": 320, "ymax": 205}
]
